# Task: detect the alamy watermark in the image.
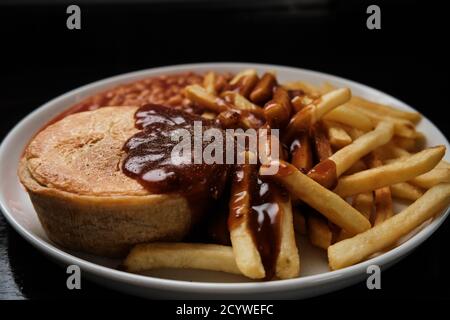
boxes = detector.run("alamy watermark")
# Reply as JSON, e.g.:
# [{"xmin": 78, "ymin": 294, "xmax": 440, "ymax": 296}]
[
  {"xmin": 66, "ymin": 5, "xmax": 81, "ymax": 30},
  {"xmin": 169, "ymin": 123, "xmax": 280, "ymax": 174},
  {"xmin": 66, "ymin": 264, "xmax": 81, "ymax": 290},
  {"xmin": 66, "ymin": 5, "xmax": 380, "ymax": 31},
  {"xmin": 367, "ymin": 5, "xmax": 381, "ymax": 30},
  {"xmin": 366, "ymin": 264, "xmax": 381, "ymax": 289}
]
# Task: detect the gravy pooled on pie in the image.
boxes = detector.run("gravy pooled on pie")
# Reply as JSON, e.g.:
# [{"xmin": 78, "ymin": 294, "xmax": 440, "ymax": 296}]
[{"xmin": 122, "ymin": 104, "xmax": 229, "ymax": 217}]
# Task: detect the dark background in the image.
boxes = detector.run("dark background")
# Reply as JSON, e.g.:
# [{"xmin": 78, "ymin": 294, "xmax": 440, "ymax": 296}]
[{"xmin": 0, "ymin": 0, "xmax": 449, "ymax": 300}]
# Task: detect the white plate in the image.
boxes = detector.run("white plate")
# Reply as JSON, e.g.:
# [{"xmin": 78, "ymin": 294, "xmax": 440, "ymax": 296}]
[{"xmin": 1, "ymin": 63, "xmax": 449, "ymax": 299}]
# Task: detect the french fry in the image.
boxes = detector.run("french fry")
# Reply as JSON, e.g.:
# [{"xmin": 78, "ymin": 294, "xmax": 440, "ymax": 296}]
[
  {"xmin": 306, "ymin": 122, "xmax": 335, "ymax": 189},
  {"xmin": 221, "ymin": 91, "xmax": 264, "ymax": 116},
  {"xmin": 366, "ymin": 153, "xmax": 394, "ymax": 226},
  {"xmin": 258, "ymin": 123, "xmax": 285, "ymax": 165},
  {"xmin": 343, "ymin": 160, "xmax": 367, "ymax": 175},
  {"xmin": 376, "ymin": 142, "xmax": 411, "ymax": 159},
  {"xmin": 214, "ymin": 73, "xmax": 232, "ymax": 93},
  {"xmin": 238, "ymin": 111, "xmax": 265, "ymax": 129},
  {"xmin": 328, "ymin": 183, "xmax": 450, "ymax": 270},
  {"xmin": 322, "ymin": 121, "xmax": 394, "ymax": 177},
  {"xmin": 324, "ymin": 120, "xmax": 352, "ymax": 149},
  {"xmin": 373, "ymin": 186, "xmax": 394, "ymax": 226},
  {"xmin": 282, "ymin": 81, "xmax": 321, "ymax": 97},
  {"xmin": 353, "ymin": 192, "xmax": 374, "ymax": 220},
  {"xmin": 336, "ymin": 189, "xmax": 374, "ymax": 242},
  {"xmin": 203, "ymin": 71, "xmax": 217, "ymax": 95},
  {"xmin": 237, "ymin": 75, "xmax": 259, "ymax": 98},
  {"xmin": 216, "ymin": 109, "xmax": 240, "ymax": 128},
  {"xmin": 345, "ymin": 127, "xmax": 365, "ymax": 140},
  {"xmin": 312, "ymin": 121, "xmax": 333, "ymax": 161},
  {"xmin": 291, "ymin": 95, "xmax": 306, "ymax": 113},
  {"xmin": 290, "ymin": 91, "xmax": 315, "ymax": 113},
  {"xmin": 229, "ymin": 69, "xmax": 257, "ymax": 86},
  {"xmin": 334, "ymin": 146, "xmax": 446, "ymax": 197},
  {"xmin": 385, "ymin": 152, "xmax": 447, "ymax": 167},
  {"xmin": 393, "ymin": 136, "xmax": 416, "ymax": 151},
  {"xmin": 283, "ymin": 88, "xmax": 351, "ymax": 144},
  {"xmin": 320, "ymin": 82, "xmax": 336, "ymax": 94},
  {"xmin": 307, "ymin": 213, "xmax": 333, "ymax": 250},
  {"xmin": 393, "ymin": 134, "xmax": 426, "ymax": 152},
  {"xmin": 229, "ymin": 148, "xmax": 299, "ymax": 280},
  {"xmin": 414, "ymin": 131, "xmax": 426, "ymax": 148},
  {"xmin": 216, "ymin": 107, "xmax": 264, "ymax": 129},
  {"xmin": 123, "ymin": 243, "xmax": 241, "ymax": 275},
  {"xmin": 351, "ymin": 96, "xmax": 421, "ymax": 123},
  {"xmin": 384, "ymin": 155, "xmax": 450, "ymax": 189},
  {"xmin": 260, "ymin": 129, "xmax": 300, "ymax": 279},
  {"xmin": 290, "ymin": 132, "xmax": 313, "ymax": 173},
  {"xmin": 275, "ymin": 194, "xmax": 300, "ymax": 279},
  {"xmin": 185, "ymin": 84, "xmax": 228, "ymax": 113},
  {"xmin": 249, "ymin": 72, "xmax": 277, "ymax": 104},
  {"xmin": 233, "ymin": 93, "xmax": 262, "ymax": 113},
  {"xmin": 349, "ymin": 104, "xmax": 417, "ymax": 138},
  {"xmin": 410, "ymin": 165, "xmax": 450, "ymax": 189},
  {"xmin": 314, "ymin": 88, "xmax": 352, "ymax": 119},
  {"xmin": 323, "ymin": 105, "xmax": 373, "ymax": 131},
  {"xmin": 345, "ymin": 193, "xmax": 373, "ymax": 242},
  {"xmin": 229, "ymin": 69, "xmax": 259, "ymax": 97},
  {"xmin": 390, "ymin": 182, "xmax": 424, "ymax": 201},
  {"xmin": 228, "ymin": 161, "xmax": 265, "ymax": 279},
  {"xmin": 264, "ymin": 87, "xmax": 292, "ymax": 128},
  {"xmin": 260, "ymin": 161, "xmax": 371, "ymax": 234},
  {"xmin": 335, "ymin": 230, "xmax": 350, "ymax": 243}
]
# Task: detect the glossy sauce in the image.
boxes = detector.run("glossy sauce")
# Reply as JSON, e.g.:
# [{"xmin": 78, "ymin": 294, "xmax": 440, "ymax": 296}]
[
  {"xmin": 311, "ymin": 121, "xmax": 333, "ymax": 162},
  {"xmin": 275, "ymin": 160, "xmax": 296, "ymax": 177},
  {"xmin": 122, "ymin": 104, "xmax": 229, "ymax": 221},
  {"xmin": 306, "ymin": 121, "xmax": 338, "ymax": 189},
  {"xmin": 290, "ymin": 132, "xmax": 313, "ymax": 173},
  {"xmin": 307, "ymin": 159, "xmax": 338, "ymax": 190},
  {"xmin": 229, "ymin": 164, "xmax": 286, "ymax": 279},
  {"xmin": 227, "ymin": 74, "xmax": 259, "ymax": 98},
  {"xmin": 249, "ymin": 73, "xmax": 277, "ymax": 104}
]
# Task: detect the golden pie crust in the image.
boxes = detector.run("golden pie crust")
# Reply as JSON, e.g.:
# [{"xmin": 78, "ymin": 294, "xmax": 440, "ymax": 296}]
[{"xmin": 19, "ymin": 106, "xmax": 192, "ymax": 257}]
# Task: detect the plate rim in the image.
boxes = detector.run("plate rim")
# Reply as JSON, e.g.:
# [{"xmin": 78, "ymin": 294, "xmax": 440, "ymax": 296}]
[{"xmin": 1, "ymin": 62, "xmax": 449, "ymax": 295}]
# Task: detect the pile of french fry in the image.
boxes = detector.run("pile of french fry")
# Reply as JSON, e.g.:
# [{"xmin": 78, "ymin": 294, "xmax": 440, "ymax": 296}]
[{"xmin": 123, "ymin": 70, "xmax": 450, "ymax": 279}]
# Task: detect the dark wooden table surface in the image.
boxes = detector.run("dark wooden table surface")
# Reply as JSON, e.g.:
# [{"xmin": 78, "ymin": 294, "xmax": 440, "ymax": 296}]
[{"xmin": 1, "ymin": 0, "xmax": 449, "ymax": 300}]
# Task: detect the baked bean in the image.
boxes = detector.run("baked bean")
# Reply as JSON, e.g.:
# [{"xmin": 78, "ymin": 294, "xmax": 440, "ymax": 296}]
[{"xmin": 71, "ymin": 72, "xmax": 205, "ymax": 111}]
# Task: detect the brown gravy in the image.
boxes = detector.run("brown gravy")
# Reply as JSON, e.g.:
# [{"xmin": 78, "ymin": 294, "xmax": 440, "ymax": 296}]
[
  {"xmin": 228, "ymin": 164, "xmax": 286, "ymax": 279},
  {"xmin": 122, "ymin": 104, "xmax": 229, "ymax": 222},
  {"xmin": 307, "ymin": 159, "xmax": 338, "ymax": 190}
]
